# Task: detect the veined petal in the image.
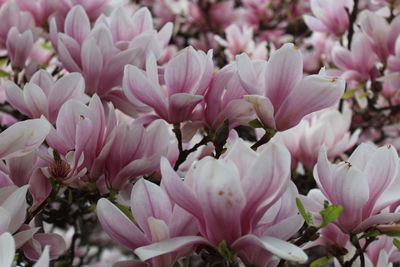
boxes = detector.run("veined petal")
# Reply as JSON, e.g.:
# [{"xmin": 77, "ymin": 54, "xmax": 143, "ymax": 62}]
[
  {"xmin": 168, "ymin": 93, "xmax": 203, "ymax": 123},
  {"xmin": 265, "ymin": 43, "xmax": 303, "ymax": 111},
  {"xmin": 134, "ymin": 236, "xmax": 209, "ymax": 262},
  {"xmin": 232, "ymin": 235, "xmax": 307, "ymax": 264},
  {"xmin": 97, "ymin": 198, "xmax": 148, "ymax": 251},
  {"xmin": 64, "ymin": 5, "xmax": 90, "ymax": 45},
  {"xmin": 275, "ymin": 75, "xmax": 345, "ymax": 130},
  {"xmin": 192, "ymin": 157, "xmax": 245, "ymax": 245},
  {"xmin": 244, "ymin": 95, "xmax": 276, "ymax": 129},
  {"xmin": 131, "ymin": 179, "xmax": 172, "ymax": 238},
  {"xmin": 165, "ymin": 46, "xmax": 202, "ymax": 95},
  {"xmin": 123, "ymin": 65, "xmax": 168, "ymax": 119},
  {"xmin": 1, "ymin": 185, "xmax": 29, "ymax": 234}
]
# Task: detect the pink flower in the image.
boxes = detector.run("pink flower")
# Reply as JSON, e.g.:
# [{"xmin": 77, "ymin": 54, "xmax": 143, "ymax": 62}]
[
  {"xmin": 203, "ymin": 62, "xmax": 255, "ymax": 130},
  {"xmin": 304, "ymin": 0, "xmax": 352, "ymax": 36},
  {"xmin": 0, "ymin": 1, "xmax": 35, "ymax": 47},
  {"xmin": 104, "ymin": 119, "xmax": 174, "ymax": 190},
  {"xmin": 273, "ymin": 106, "xmax": 360, "ymax": 170},
  {"xmin": 97, "ymin": 178, "xmax": 198, "ymax": 266},
  {"xmin": 133, "ymin": 140, "xmax": 307, "ymax": 264},
  {"xmin": 312, "ymin": 143, "xmax": 400, "ymax": 233},
  {"xmin": 5, "ymin": 70, "xmax": 88, "ymax": 123},
  {"xmin": 6, "ymin": 27, "xmax": 34, "ymax": 69},
  {"xmin": 332, "ymin": 33, "xmax": 378, "ymax": 82},
  {"xmin": 215, "ymin": 24, "xmax": 267, "ymax": 61},
  {"xmin": 46, "ymin": 95, "xmax": 116, "ymax": 181},
  {"xmin": 237, "ymin": 43, "xmax": 345, "ymax": 131},
  {"xmin": 358, "ymin": 10, "xmax": 400, "ymax": 62},
  {"xmin": 50, "ymin": 5, "xmax": 172, "ymax": 103},
  {"xmin": 123, "ymin": 47, "xmax": 214, "ymax": 124}
]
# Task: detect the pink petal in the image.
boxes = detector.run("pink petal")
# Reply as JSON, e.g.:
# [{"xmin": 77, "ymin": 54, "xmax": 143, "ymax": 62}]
[
  {"xmin": 160, "ymin": 158, "xmax": 205, "ymax": 230},
  {"xmin": 0, "ymin": 232, "xmax": 15, "ymax": 267},
  {"xmin": 123, "ymin": 65, "xmax": 168, "ymax": 119},
  {"xmin": 275, "ymin": 75, "xmax": 345, "ymax": 130},
  {"xmin": 243, "ymin": 95, "xmax": 276, "ymax": 129},
  {"xmin": 47, "ymin": 73, "xmax": 85, "ymax": 123},
  {"xmin": 33, "ymin": 246, "xmax": 49, "ymax": 267},
  {"xmin": 232, "ymin": 235, "xmax": 307, "ymax": 264},
  {"xmin": 168, "ymin": 93, "xmax": 203, "ymax": 123},
  {"xmin": 4, "ymin": 81, "xmax": 31, "ymax": 117},
  {"xmin": 134, "ymin": 236, "xmax": 209, "ymax": 262},
  {"xmin": 165, "ymin": 46, "xmax": 202, "ymax": 95},
  {"xmin": 265, "ymin": 43, "xmax": 303, "ymax": 111},
  {"xmin": 191, "ymin": 157, "xmax": 245, "ymax": 245},
  {"xmin": 130, "ymin": 179, "xmax": 172, "ymax": 238},
  {"xmin": 97, "ymin": 198, "xmax": 148, "ymax": 251},
  {"xmin": 64, "ymin": 5, "xmax": 90, "ymax": 45},
  {"xmin": 1, "ymin": 185, "xmax": 29, "ymax": 234}
]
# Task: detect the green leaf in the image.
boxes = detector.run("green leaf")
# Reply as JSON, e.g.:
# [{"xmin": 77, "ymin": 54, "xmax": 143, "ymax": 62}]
[
  {"xmin": 319, "ymin": 205, "xmax": 343, "ymax": 228},
  {"xmin": 218, "ymin": 240, "xmax": 236, "ymax": 263},
  {"xmin": 248, "ymin": 118, "xmax": 265, "ymax": 129},
  {"xmin": 382, "ymin": 230, "xmax": 400, "ymax": 237},
  {"xmin": 0, "ymin": 69, "xmax": 10, "ymax": 77},
  {"xmin": 341, "ymin": 88, "xmax": 359, "ymax": 99},
  {"xmin": 393, "ymin": 238, "xmax": 400, "ymax": 249},
  {"xmin": 296, "ymin": 198, "xmax": 313, "ymax": 226},
  {"xmin": 310, "ymin": 256, "xmax": 331, "ymax": 267}
]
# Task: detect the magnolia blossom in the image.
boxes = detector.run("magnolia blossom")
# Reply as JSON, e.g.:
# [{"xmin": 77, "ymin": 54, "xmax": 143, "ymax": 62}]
[
  {"xmin": 303, "ymin": 0, "xmax": 353, "ymax": 36},
  {"xmin": 50, "ymin": 5, "xmax": 172, "ymax": 106},
  {"xmin": 308, "ymin": 143, "xmax": 400, "ymax": 233},
  {"xmin": 0, "ymin": 1, "xmax": 35, "ymax": 46},
  {"xmin": 273, "ymin": 106, "xmax": 360, "ymax": 170},
  {"xmin": 237, "ymin": 43, "xmax": 345, "ymax": 131},
  {"xmin": 358, "ymin": 10, "xmax": 400, "ymax": 61},
  {"xmin": 46, "ymin": 95, "xmax": 116, "ymax": 182},
  {"xmin": 215, "ymin": 24, "xmax": 267, "ymax": 61},
  {"xmin": 331, "ymin": 32, "xmax": 377, "ymax": 81},
  {"xmin": 6, "ymin": 27, "xmax": 34, "ymax": 69},
  {"xmin": 5, "ymin": 70, "xmax": 88, "ymax": 123},
  {"xmin": 131, "ymin": 140, "xmax": 307, "ymax": 265},
  {"xmin": 203, "ymin": 62, "xmax": 255, "ymax": 130},
  {"xmin": 97, "ymin": 178, "xmax": 198, "ymax": 266},
  {"xmin": 123, "ymin": 47, "xmax": 213, "ymax": 124}
]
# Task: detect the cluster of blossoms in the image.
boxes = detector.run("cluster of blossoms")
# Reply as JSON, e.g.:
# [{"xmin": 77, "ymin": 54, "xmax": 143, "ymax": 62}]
[{"xmin": 2, "ymin": 0, "xmax": 400, "ymax": 266}]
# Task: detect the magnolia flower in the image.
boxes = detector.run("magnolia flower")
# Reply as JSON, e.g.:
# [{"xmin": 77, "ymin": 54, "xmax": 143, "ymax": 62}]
[
  {"xmin": 310, "ymin": 143, "xmax": 400, "ymax": 233},
  {"xmin": 237, "ymin": 43, "xmax": 345, "ymax": 131},
  {"xmin": 331, "ymin": 33, "xmax": 377, "ymax": 82},
  {"xmin": 203, "ymin": 62, "xmax": 255, "ymax": 130},
  {"xmin": 273, "ymin": 106, "xmax": 360, "ymax": 170},
  {"xmin": 0, "ymin": 1, "xmax": 35, "ymax": 46},
  {"xmin": 358, "ymin": 10, "xmax": 400, "ymax": 62},
  {"xmin": 5, "ymin": 70, "xmax": 88, "ymax": 123},
  {"xmin": 50, "ymin": 5, "xmax": 172, "ymax": 105},
  {"xmin": 97, "ymin": 178, "xmax": 198, "ymax": 266},
  {"xmin": 46, "ymin": 95, "xmax": 116, "ymax": 181},
  {"xmin": 123, "ymin": 47, "xmax": 213, "ymax": 124},
  {"xmin": 6, "ymin": 27, "xmax": 34, "ymax": 69},
  {"xmin": 215, "ymin": 24, "xmax": 267, "ymax": 61},
  {"xmin": 303, "ymin": 0, "xmax": 353, "ymax": 36},
  {"xmin": 131, "ymin": 140, "xmax": 307, "ymax": 265}
]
